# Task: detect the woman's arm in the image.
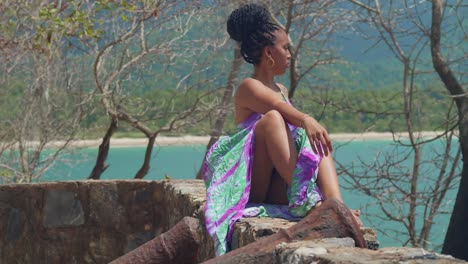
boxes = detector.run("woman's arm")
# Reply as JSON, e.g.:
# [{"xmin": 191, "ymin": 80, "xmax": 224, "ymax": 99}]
[{"xmin": 236, "ymin": 78, "xmax": 332, "ymax": 156}]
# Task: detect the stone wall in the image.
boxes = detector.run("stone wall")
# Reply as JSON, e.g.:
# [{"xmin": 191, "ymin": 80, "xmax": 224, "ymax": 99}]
[
  {"xmin": 0, "ymin": 180, "xmax": 463, "ymax": 264},
  {"xmin": 0, "ymin": 180, "xmax": 210, "ymax": 263}
]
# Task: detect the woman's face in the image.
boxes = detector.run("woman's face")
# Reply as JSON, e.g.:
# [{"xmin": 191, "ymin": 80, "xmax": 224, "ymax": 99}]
[{"xmin": 268, "ymin": 30, "xmax": 291, "ymax": 75}]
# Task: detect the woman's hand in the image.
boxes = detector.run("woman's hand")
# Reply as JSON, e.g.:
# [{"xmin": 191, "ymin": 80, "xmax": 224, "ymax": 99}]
[{"xmin": 302, "ymin": 116, "xmax": 333, "ymax": 156}]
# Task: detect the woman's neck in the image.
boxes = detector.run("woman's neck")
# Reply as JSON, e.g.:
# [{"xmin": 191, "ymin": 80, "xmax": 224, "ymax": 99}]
[{"xmin": 252, "ymin": 65, "xmax": 275, "ymax": 88}]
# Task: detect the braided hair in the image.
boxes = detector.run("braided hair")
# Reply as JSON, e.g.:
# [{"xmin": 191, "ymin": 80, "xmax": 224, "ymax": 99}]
[{"xmin": 227, "ymin": 4, "xmax": 280, "ymax": 64}]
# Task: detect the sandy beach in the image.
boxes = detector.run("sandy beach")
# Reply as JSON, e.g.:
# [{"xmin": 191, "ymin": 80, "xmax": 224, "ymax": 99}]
[
  {"xmin": 49, "ymin": 131, "xmax": 446, "ymax": 148},
  {"xmin": 330, "ymin": 131, "xmax": 445, "ymax": 141}
]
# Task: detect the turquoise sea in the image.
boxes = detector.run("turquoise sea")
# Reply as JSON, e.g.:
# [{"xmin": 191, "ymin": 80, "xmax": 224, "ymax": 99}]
[{"xmin": 39, "ymin": 139, "xmax": 458, "ymax": 251}]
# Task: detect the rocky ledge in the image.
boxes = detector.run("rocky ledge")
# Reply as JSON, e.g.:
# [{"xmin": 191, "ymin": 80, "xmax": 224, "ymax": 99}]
[{"xmin": 0, "ymin": 180, "xmax": 464, "ymax": 263}]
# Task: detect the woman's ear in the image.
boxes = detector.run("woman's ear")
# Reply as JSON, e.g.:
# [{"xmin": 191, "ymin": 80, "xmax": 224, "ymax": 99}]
[{"xmin": 263, "ymin": 46, "xmax": 272, "ymax": 58}]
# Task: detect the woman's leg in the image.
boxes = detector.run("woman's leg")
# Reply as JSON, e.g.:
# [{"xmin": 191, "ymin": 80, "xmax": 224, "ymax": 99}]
[
  {"xmin": 265, "ymin": 169, "xmax": 288, "ymax": 205},
  {"xmin": 249, "ymin": 110, "xmax": 296, "ymax": 203},
  {"xmin": 316, "ymin": 156, "xmax": 362, "ymax": 225},
  {"xmin": 250, "ymin": 111, "xmax": 363, "ymax": 225},
  {"xmin": 316, "ymin": 155, "xmax": 343, "ymax": 202}
]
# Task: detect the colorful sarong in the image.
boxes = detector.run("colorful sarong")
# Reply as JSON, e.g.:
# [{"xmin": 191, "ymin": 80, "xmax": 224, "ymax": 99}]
[{"xmin": 202, "ymin": 112, "xmax": 323, "ymax": 255}]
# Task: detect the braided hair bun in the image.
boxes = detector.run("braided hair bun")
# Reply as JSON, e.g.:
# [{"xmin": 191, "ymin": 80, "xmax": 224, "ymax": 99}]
[{"xmin": 227, "ymin": 4, "xmax": 279, "ymax": 64}]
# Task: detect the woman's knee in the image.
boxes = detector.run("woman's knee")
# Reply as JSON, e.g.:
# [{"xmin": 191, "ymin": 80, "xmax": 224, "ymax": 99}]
[{"xmin": 259, "ymin": 110, "xmax": 286, "ymax": 129}]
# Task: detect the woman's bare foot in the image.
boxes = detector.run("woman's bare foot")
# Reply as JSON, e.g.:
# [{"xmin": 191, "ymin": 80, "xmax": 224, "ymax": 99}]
[{"xmin": 351, "ymin": 209, "xmax": 363, "ymax": 227}]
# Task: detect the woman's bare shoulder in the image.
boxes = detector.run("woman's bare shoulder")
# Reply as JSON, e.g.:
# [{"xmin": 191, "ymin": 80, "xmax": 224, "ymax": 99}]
[
  {"xmin": 276, "ymin": 83, "xmax": 289, "ymax": 96},
  {"xmin": 239, "ymin": 77, "xmax": 261, "ymax": 89},
  {"xmin": 236, "ymin": 78, "xmax": 263, "ymax": 96}
]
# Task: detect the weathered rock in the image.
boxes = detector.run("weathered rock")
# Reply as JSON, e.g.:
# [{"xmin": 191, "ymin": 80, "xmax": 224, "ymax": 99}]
[
  {"xmin": 2, "ymin": 179, "xmax": 456, "ymax": 264},
  {"xmin": 231, "ymin": 212, "xmax": 379, "ymax": 252},
  {"xmin": 203, "ymin": 198, "xmax": 366, "ymax": 264},
  {"xmin": 6, "ymin": 208, "xmax": 24, "ymax": 244},
  {"xmin": 0, "ymin": 180, "xmax": 207, "ymax": 263},
  {"xmin": 89, "ymin": 182, "xmax": 124, "ymax": 227},
  {"xmin": 276, "ymin": 237, "xmax": 357, "ymax": 250},
  {"xmin": 231, "ymin": 217, "xmax": 294, "ymax": 250},
  {"xmin": 362, "ymin": 227, "xmax": 380, "ymax": 250},
  {"xmin": 274, "ymin": 238, "xmax": 355, "ymax": 264},
  {"xmin": 43, "ymin": 189, "xmax": 84, "ymax": 227},
  {"xmin": 297, "ymin": 246, "xmax": 465, "ymax": 263},
  {"xmin": 125, "ymin": 231, "xmax": 154, "ymax": 253}
]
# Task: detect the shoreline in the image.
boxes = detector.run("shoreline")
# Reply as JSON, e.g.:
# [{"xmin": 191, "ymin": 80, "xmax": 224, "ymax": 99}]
[{"xmin": 45, "ymin": 131, "xmax": 446, "ymax": 148}]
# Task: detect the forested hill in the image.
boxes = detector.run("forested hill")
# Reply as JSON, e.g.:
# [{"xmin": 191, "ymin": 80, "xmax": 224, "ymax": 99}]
[{"xmin": 0, "ymin": 1, "xmax": 463, "ymax": 139}]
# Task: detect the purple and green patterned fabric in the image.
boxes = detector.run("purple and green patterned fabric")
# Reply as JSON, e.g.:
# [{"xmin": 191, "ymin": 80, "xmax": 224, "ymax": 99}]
[{"xmin": 202, "ymin": 112, "xmax": 323, "ymax": 256}]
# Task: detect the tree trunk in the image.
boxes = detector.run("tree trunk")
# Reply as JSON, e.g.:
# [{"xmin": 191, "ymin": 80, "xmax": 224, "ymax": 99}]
[
  {"xmin": 196, "ymin": 46, "xmax": 242, "ymax": 179},
  {"xmin": 88, "ymin": 118, "xmax": 118, "ymax": 179},
  {"xmin": 431, "ymin": 0, "xmax": 468, "ymax": 259},
  {"xmin": 134, "ymin": 135, "xmax": 156, "ymax": 179},
  {"xmin": 443, "ymin": 161, "xmax": 468, "ymax": 260}
]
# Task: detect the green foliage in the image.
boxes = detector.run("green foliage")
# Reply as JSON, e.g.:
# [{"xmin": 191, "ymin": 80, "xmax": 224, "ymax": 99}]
[
  {"xmin": 111, "ymin": 80, "xmax": 454, "ymax": 135},
  {"xmin": 0, "ymin": 169, "xmax": 15, "ymax": 184},
  {"xmin": 294, "ymin": 82, "xmax": 455, "ymax": 133},
  {"xmin": 0, "ymin": 1, "xmax": 460, "ymax": 140},
  {"xmin": 0, "ymin": 0, "xmax": 161, "ymax": 54},
  {"xmin": 1, "ymin": 70, "xmax": 455, "ymax": 138}
]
